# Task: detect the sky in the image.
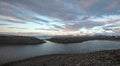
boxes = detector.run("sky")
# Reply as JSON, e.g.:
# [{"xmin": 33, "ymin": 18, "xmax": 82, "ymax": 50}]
[{"xmin": 0, "ymin": 0, "xmax": 120, "ymax": 36}]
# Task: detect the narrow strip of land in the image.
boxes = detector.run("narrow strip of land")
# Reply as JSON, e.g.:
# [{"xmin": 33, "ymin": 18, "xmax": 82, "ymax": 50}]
[
  {"xmin": 48, "ymin": 36, "xmax": 120, "ymax": 44},
  {"xmin": 0, "ymin": 36, "xmax": 45, "ymax": 45}
]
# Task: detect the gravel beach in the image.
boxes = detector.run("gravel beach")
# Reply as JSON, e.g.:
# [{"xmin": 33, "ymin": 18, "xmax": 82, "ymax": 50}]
[{"xmin": 1, "ymin": 49, "xmax": 120, "ymax": 66}]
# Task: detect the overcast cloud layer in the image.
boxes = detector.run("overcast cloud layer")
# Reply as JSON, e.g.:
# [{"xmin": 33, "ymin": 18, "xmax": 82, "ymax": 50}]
[{"xmin": 0, "ymin": 0, "xmax": 120, "ymax": 36}]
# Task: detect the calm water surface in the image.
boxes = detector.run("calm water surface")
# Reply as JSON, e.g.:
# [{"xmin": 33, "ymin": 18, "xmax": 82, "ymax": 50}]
[{"xmin": 0, "ymin": 40, "xmax": 120, "ymax": 65}]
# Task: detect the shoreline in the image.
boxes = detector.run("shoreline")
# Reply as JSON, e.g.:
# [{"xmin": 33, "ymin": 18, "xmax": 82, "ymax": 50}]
[
  {"xmin": 1, "ymin": 49, "xmax": 120, "ymax": 66},
  {"xmin": 0, "ymin": 36, "xmax": 46, "ymax": 45},
  {"xmin": 48, "ymin": 36, "xmax": 120, "ymax": 44}
]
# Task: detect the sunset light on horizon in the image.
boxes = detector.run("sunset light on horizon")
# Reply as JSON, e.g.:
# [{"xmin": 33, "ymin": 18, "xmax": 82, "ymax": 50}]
[{"xmin": 0, "ymin": 0, "xmax": 120, "ymax": 36}]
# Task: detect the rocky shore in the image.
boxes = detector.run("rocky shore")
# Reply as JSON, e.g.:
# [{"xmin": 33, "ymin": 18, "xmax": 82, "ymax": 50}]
[
  {"xmin": 1, "ymin": 49, "xmax": 120, "ymax": 66},
  {"xmin": 0, "ymin": 36, "xmax": 45, "ymax": 45}
]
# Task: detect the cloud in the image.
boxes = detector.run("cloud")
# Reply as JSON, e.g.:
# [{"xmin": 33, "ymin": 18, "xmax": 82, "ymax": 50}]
[
  {"xmin": 31, "ymin": 17, "xmax": 49, "ymax": 23},
  {"xmin": 0, "ymin": 16, "xmax": 26, "ymax": 24},
  {"xmin": 105, "ymin": 0, "xmax": 120, "ymax": 11},
  {"xmin": 91, "ymin": 15, "xmax": 120, "ymax": 24},
  {"xmin": 64, "ymin": 21, "xmax": 105, "ymax": 31},
  {"xmin": 102, "ymin": 22, "xmax": 120, "ymax": 33},
  {"xmin": 52, "ymin": 25, "xmax": 64, "ymax": 29},
  {"xmin": 8, "ymin": 27, "xmax": 28, "ymax": 29},
  {"xmin": 113, "ymin": 27, "xmax": 120, "ymax": 33},
  {"xmin": 79, "ymin": 0, "xmax": 99, "ymax": 9},
  {"xmin": 106, "ymin": 18, "xmax": 120, "ymax": 23},
  {"xmin": 0, "ymin": 0, "xmax": 120, "ymax": 36},
  {"xmin": 81, "ymin": 16, "xmax": 90, "ymax": 20},
  {"xmin": 35, "ymin": 28, "xmax": 59, "ymax": 31},
  {"xmin": 0, "ymin": 24, "xmax": 10, "ymax": 25}
]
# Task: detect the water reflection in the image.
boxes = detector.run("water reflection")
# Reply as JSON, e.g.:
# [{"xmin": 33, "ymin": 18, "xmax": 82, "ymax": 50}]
[{"xmin": 0, "ymin": 40, "xmax": 120, "ymax": 65}]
